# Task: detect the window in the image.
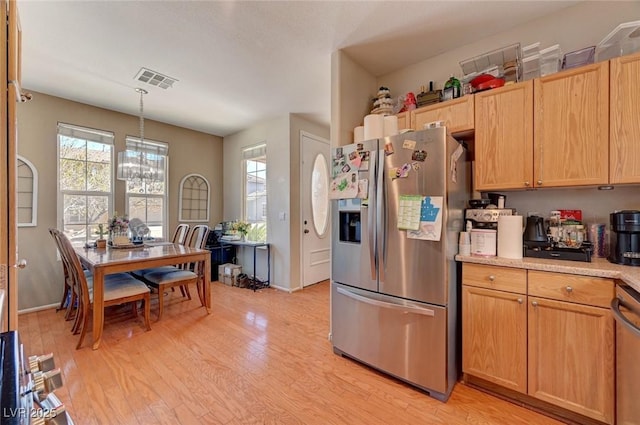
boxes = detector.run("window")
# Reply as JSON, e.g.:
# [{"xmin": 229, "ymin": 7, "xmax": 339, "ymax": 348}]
[
  {"xmin": 57, "ymin": 123, "xmax": 114, "ymax": 247},
  {"xmin": 123, "ymin": 136, "xmax": 168, "ymax": 240},
  {"xmin": 242, "ymin": 144, "xmax": 267, "ymax": 242},
  {"xmin": 179, "ymin": 174, "xmax": 210, "ymax": 222},
  {"xmin": 17, "ymin": 155, "xmax": 38, "ymax": 227}
]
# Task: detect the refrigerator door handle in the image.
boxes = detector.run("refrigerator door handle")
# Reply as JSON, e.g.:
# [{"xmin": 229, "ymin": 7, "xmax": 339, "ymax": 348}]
[
  {"xmin": 377, "ymin": 147, "xmax": 386, "ymax": 282},
  {"xmin": 368, "ymin": 150, "xmax": 377, "ymax": 280},
  {"xmin": 337, "ymin": 287, "xmax": 436, "ymax": 317}
]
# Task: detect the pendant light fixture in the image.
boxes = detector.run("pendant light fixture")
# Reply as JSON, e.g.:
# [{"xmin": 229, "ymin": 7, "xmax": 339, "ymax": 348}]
[{"xmin": 116, "ymin": 88, "xmax": 165, "ymax": 181}]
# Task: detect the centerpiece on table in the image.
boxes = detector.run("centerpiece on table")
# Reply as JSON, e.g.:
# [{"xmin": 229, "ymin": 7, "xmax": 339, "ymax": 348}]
[
  {"xmin": 232, "ymin": 220, "xmax": 251, "ymax": 241},
  {"xmin": 108, "ymin": 212, "xmax": 130, "ymax": 246}
]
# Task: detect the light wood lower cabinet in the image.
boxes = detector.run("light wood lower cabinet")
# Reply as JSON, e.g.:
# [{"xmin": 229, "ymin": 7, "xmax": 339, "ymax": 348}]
[
  {"xmin": 462, "ymin": 285, "xmax": 527, "ymax": 393},
  {"xmin": 462, "ymin": 264, "xmax": 615, "ymax": 424},
  {"xmin": 528, "ymin": 296, "xmax": 614, "ymax": 424}
]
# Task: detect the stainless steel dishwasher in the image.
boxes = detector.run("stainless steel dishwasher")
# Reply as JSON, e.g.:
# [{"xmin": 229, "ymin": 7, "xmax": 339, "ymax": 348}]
[{"xmin": 612, "ymin": 284, "xmax": 640, "ymax": 425}]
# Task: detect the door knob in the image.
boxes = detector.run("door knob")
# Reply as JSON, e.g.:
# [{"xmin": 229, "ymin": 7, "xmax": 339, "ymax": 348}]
[
  {"xmin": 13, "ymin": 259, "xmax": 27, "ymax": 269},
  {"xmin": 304, "ymin": 229, "xmax": 310, "ymax": 234}
]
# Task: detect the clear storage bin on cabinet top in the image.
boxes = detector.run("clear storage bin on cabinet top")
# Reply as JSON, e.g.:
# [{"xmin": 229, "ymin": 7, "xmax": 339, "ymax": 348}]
[
  {"xmin": 539, "ymin": 44, "xmax": 563, "ymax": 76},
  {"xmin": 596, "ymin": 20, "xmax": 640, "ymax": 61}
]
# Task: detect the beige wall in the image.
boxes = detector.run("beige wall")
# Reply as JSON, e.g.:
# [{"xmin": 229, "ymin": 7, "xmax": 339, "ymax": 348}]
[{"xmin": 16, "ymin": 91, "xmax": 223, "ymax": 311}]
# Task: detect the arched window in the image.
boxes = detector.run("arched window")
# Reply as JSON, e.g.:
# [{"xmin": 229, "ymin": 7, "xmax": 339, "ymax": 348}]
[
  {"xmin": 17, "ymin": 155, "xmax": 38, "ymax": 227},
  {"xmin": 179, "ymin": 174, "xmax": 210, "ymax": 222}
]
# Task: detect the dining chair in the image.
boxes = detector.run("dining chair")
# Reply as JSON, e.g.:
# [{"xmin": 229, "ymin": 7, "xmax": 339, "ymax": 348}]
[
  {"xmin": 52, "ymin": 228, "xmax": 152, "ymax": 349},
  {"xmin": 49, "ymin": 228, "xmax": 76, "ymax": 320},
  {"xmin": 136, "ymin": 224, "xmax": 209, "ymax": 319},
  {"xmin": 131, "ymin": 223, "xmax": 190, "ymax": 279}
]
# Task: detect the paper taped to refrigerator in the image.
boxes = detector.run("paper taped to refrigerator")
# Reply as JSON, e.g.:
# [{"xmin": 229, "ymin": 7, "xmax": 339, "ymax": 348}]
[
  {"xmin": 397, "ymin": 195, "xmax": 422, "ymax": 230},
  {"xmin": 407, "ymin": 196, "xmax": 443, "ymax": 241},
  {"xmin": 330, "ymin": 172, "xmax": 358, "ymax": 199}
]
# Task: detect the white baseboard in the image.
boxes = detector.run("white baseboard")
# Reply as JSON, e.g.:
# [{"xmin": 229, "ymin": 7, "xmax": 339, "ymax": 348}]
[{"xmin": 19, "ymin": 303, "xmax": 58, "ymax": 315}]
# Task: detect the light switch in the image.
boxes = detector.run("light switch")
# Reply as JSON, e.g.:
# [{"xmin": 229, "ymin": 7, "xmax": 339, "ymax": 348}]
[{"xmin": 279, "ymin": 212, "xmax": 286, "ymax": 221}]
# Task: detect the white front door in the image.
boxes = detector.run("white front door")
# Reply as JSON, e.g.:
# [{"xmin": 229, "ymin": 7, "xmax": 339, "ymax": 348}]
[{"xmin": 301, "ymin": 131, "xmax": 330, "ymax": 287}]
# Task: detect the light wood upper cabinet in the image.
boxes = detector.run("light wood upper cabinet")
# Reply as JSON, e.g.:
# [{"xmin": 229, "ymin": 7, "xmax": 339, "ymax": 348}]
[
  {"xmin": 395, "ymin": 111, "xmax": 410, "ymax": 132},
  {"xmin": 411, "ymin": 96, "xmax": 474, "ymax": 134},
  {"xmin": 534, "ymin": 62, "xmax": 609, "ymax": 188},
  {"xmin": 610, "ymin": 51, "xmax": 640, "ymax": 184},
  {"xmin": 462, "ymin": 285, "xmax": 527, "ymax": 393},
  {"xmin": 474, "ymin": 81, "xmax": 534, "ymax": 191}
]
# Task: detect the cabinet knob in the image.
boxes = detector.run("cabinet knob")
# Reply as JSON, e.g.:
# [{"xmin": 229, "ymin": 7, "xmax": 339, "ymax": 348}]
[
  {"xmin": 488, "ymin": 275, "xmax": 495, "ymax": 282},
  {"xmin": 531, "ymin": 301, "xmax": 538, "ymax": 307},
  {"xmin": 524, "ymin": 181, "xmax": 530, "ymax": 187},
  {"xmin": 537, "ymin": 180, "xmax": 543, "ymax": 186},
  {"xmin": 517, "ymin": 298, "xmax": 523, "ymax": 304},
  {"xmin": 566, "ymin": 286, "xmax": 573, "ymax": 293}
]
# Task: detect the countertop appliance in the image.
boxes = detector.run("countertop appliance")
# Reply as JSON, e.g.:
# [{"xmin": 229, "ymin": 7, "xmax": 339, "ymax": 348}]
[
  {"xmin": 465, "ymin": 208, "xmax": 514, "ymax": 230},
  {"xmin": 331, "ymin": 127, "xmax": 470, "ymax": 401},
  {"xmin": 523, "ymin": 215, "xmax": 593, "ymax": 262},
  {"xmin": 524, "ymin": 215, "xmax": 546, "ymax": 243},
  {"xmin": 609, "ymin": 210, "xmax": 640, "ymax": 266},
  {"xmin": 611, "ymin": 284, "xmax": 640, "ymax": 424}
]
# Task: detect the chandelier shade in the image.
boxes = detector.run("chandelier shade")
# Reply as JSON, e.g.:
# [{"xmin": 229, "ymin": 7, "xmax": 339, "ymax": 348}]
[
  {"xmin": 116, "ymin": 88, "xmax": 166, "ymax": 182},
  {"xmin": 116, "ymin": 149, "xmax": 165, "ymax": 181}
]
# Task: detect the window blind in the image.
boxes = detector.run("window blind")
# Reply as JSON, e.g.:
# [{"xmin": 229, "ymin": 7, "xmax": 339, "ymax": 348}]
[
  {"xmin": 57, "ymin": 122, "xmax": 114, "ymax": 145},
  {"xmin": 242, "ymin": 143, "xmax": 267, "ymax": 160}
]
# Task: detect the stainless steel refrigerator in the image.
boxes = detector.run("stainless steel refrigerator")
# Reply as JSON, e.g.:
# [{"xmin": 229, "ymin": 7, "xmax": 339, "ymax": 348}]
[{"xmin": 330, "ymin": 127, "xmax": 469, "ymax": 401}]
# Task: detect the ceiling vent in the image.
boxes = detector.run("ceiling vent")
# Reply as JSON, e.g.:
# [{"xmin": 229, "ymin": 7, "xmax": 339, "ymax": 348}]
[{"xmin": 134, "ymin": 67, "xmax": 178, "ymax": 89}]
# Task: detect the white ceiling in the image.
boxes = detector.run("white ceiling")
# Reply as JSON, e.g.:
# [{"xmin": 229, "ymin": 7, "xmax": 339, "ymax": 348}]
[{"xmin": 18, "ymin": 0, "xmax": 579, "ymax": 137}]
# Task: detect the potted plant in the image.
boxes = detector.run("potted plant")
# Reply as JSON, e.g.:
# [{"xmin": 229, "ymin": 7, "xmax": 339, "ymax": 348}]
[{"xmin": 95, "ymin": 224, "xmax": 107, "ymax": 248}]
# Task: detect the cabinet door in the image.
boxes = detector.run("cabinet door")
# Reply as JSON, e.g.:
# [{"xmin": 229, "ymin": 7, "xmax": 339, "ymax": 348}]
[
  {"xmin": 610, "ymin": 51, "xmax": 640, "ymax": 184},
  {"xmin": 395, "ymin": 111, "xmax": 410, "ymax": 131},
  {"xmin": 411, "ymin": 96, "xmax": 474, "ymax": 134},
  {"xmin": 462, "ymin": 286, "xmax": 527, "ymax": 393},
  {"xmin": 528, "ymin": 297, "xmax": 614, "ymax": 424},
  {"xmin": 474, "ymin": 81, "xmax": 534, "ymax": 191},
  {"xmin": 534, "ymin": 62, "xmax": 609, "ymax": 188}
]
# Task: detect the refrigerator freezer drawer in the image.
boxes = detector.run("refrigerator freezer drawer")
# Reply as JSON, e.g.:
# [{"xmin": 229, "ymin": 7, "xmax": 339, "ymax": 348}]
[{"xmin": 331, "ymin": 282, "xmax": 450, "ymax": 400}]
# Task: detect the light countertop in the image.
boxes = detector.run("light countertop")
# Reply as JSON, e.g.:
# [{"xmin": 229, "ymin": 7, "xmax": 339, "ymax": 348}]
[{"xmin": 455, "ymin": 255, "xmax": 640, "ymax": 293}]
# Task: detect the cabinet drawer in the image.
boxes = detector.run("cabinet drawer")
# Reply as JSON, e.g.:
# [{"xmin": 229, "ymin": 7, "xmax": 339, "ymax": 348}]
[
  {"xmin": 463, "ymin": 263, "xmax": 526, "ymax": 294},
  {"xmin": 528, "ymin": 270, "xmax": 614, "ymax": 308}
]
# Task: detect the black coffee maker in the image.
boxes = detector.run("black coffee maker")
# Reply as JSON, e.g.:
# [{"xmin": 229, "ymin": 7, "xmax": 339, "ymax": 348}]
[
  {"xmin": 524, "ymin": 215, "xmax": 547, "ymax": 246},
  {"xmin": 609, "ymin": 210, "xmax": 640, "ymax": 266}
]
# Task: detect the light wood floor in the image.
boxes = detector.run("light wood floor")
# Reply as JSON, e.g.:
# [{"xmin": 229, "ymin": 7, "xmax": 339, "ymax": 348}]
[{"xmin": 19, "ymin": 281, "xmax": 563, "ymax": 424}]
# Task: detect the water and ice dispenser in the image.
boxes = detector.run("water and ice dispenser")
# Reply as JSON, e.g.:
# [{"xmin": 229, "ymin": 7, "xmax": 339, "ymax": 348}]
[{"xmin": 337, "ymin": 199, "xmax": 361, "ymax": 243}]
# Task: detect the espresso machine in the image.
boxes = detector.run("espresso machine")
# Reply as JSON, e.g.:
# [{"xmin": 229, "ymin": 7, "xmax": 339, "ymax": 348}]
[{"xmin": 609, "ymin": 210, "xmax": 640, "ymax": 266}]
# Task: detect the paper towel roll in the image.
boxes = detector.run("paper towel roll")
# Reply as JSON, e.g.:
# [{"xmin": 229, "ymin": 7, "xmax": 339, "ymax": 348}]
[
  {"xmin": 353, "ymin": 126, "xmax": 365, "ymax": 144},
  {"xmin": 498, "ymin": 215, "xmax": 524, "ymax": 259},
  {"xmin": 383, "ymin": 115, "xmax": 398, "ymax": 137},
  {"xmin": 364, "ymin": 114, "xmax": 384, "ymax": 141}
]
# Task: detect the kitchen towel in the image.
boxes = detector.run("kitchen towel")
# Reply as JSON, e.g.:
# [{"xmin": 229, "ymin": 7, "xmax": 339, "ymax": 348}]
[
  {"xmin": 364, "ymin": 114, "xmax": 384, "ymax": 141},
  {"xmin": 353, "ymin": 126, "xmax": 365, "ymax": 144},
  {"xmin": 497, "ymin": 215, "xmax": 523, "ymax": 259},
  {"xmin": 383, "ymin": 115, "xmax": 399, "ymax": 137}
]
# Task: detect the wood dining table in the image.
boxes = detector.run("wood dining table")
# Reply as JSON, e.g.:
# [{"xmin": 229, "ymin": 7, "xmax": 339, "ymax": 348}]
[{"xmin": 74, "ymin": 243, "xmax": 211, "ymax": 349}]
